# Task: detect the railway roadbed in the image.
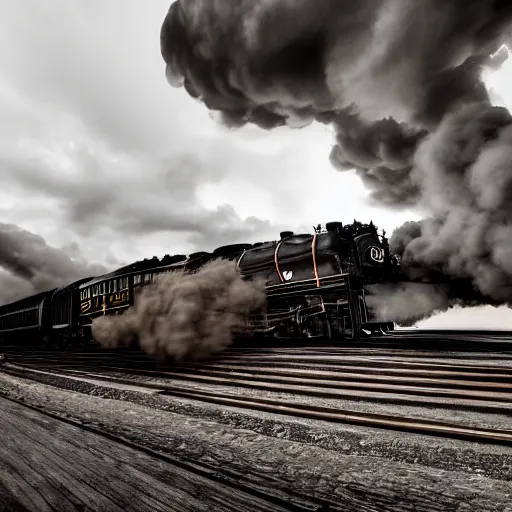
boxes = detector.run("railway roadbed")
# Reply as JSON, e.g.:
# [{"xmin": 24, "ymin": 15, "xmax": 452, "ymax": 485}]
[{"xmin": 1, "ymin": 368, "xmax": 512, "ymax": 511}]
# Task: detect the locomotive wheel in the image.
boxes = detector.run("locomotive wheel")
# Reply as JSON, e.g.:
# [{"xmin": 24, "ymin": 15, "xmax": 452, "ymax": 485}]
[
  {"xmin": 378, "ymin": 323, "xmax": 394, "ymax": 335},
  {"xmin": 302, "ymin": 314, "xmax": 333, "ymax": 340},
  {"xmin": 57, "ymin": 331, "xmax": 71, "ymax": 350}
]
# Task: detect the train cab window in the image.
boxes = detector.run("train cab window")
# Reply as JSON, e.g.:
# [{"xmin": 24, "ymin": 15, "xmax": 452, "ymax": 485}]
[
  {"xmin": 92, "ymin": 285, "xmax": 99, "ymax": 297},
  {"xmin": 109, "ymin": 280, "xmax": 117, "ymax": 293},
  {"xmin": 134, "ymin": 274, "xmax": 142, "ymax": 285},
  {"xmin": 144, "ymin": 273, "xmax": 152, "ymax": 283},
  {"xmin": 121, "ymin": 277, "xmax": 128, "ymax": 289}
]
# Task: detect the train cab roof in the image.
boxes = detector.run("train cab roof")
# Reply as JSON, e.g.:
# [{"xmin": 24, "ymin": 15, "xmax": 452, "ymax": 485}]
[
  {"xmin": 80, "ymin": 251, "xmax": 218, "ymax": 289},
  {"xmin": 53, "ymin": 276, "xmax": 96, "ymax": 296},
  {"xmin": 0, "ymin": 288, "xmax": 56, "ymax": 315},
  {"xmin": 81, "ymin": 272, "xmax": 124, "ymax": 288},
  {"xmin": 80, "ymin": 262, "xmax": 181, "ymax": 289}
]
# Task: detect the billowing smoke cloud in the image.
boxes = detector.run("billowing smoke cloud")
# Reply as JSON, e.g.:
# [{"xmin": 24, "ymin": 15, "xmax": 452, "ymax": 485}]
[
  {"xmin": 91, "ymin": 259, "xmax": 266, "ymax": 360},
  {"xmin": 160, "ymin": 0, "xmax": 512, "ymax": 319},
  {"xmin": 161, "ymin": 0, "xmax": 512, "ymax": 199},
  {"xmin": 0, "ymin": 223, "xmax": 106, "ymax": 305},
  {"xmin": 389, "ymin": 104, "xmax": 512, "ymax": 302},
  {"xmin": 366, "ymin": 282, "xmax": 450, "ymax": 326}
]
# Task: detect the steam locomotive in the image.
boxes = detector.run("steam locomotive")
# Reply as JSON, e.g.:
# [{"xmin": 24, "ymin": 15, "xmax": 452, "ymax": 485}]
[{"xmin": 0, "ymin": 221, "xmax": 399, "ymax": 347}]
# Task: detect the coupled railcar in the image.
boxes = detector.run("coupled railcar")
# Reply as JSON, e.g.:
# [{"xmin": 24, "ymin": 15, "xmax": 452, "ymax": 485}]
[
  {"xmin": 0, "ymin": 221, "xmax": 398, "ymax": 347},
  {"xmin": 0, "ymin": 290, "xmax": 55, "ymax": 343}
]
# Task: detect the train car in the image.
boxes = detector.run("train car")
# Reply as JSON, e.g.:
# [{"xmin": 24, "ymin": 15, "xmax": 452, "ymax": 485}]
[
  {"xmin": 0, "ymin": 219, "xmax": 399, "ymax": 348},
  {"xmin": 76, "ymin": 221, "xmax": 397, "ymax": 342},
  {"xmin": 50, "ymin": 277, "xmax": 95, "ymax": 347},
  {"xmin": 0, "ymin": 289, "xmax": 56, "ymax": 345},
  {"xmin": 77, "ymin": 250, "xmax": 217, "ymax": 341},
  {"xmin": 78, "ymin": 271, "xmax": 133, "ymax": 340}
]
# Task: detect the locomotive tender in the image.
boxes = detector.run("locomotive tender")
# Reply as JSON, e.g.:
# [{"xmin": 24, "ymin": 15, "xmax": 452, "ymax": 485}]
[{"xmin": 0, "ymin": 221, "xmax": 398, "ymax": 347}]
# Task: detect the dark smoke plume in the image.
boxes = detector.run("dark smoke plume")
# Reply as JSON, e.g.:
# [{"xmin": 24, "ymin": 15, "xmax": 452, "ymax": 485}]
[
  {"xmin": 161, "ymin": 0, "xmax": 512, "ymax": 321},
  {"xmin": 0, "ymin": 223, "xmax": 105, "ymax": 305},
  {"xmin": 91, "ymin": 259, "xmax": 266, "ymax": 360}
]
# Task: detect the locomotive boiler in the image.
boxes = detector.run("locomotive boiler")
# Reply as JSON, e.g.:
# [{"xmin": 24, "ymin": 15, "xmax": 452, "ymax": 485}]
[{"xmin": 237, "ymin": 221, "xmax": 398, "ymax": 338}]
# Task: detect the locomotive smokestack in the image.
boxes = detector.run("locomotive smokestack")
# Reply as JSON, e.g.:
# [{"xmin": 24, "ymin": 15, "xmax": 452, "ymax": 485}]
[
  {"xmin": 160, "ymin": 1, "xmax": 512, "ymax": 318},
  {"xmin": 325, "ymin": 222, "xmax": 343, "ymax": 233},
  {"xmin": 280, "ymin": 231, "xmax": 294, "ymax": 239}
]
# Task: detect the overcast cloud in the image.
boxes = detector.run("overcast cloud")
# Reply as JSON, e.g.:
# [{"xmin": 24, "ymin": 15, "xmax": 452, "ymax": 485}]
[
  {"xmin": 0, "ymin": 0, "xmax": 418, "ymax": 252},
  {"xmin": 1, "ymin": 0, "xmax": 512, "ymax": 326}
]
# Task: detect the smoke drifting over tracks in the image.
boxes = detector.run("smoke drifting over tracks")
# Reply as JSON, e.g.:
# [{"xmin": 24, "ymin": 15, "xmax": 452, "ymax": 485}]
[
  {"xmin": 91, "ymin": 259, "xmax": 266, "ymax": 361},
  {"xmin": 160, "ymin": 0, "xmax": 512, "ymax": 323}
]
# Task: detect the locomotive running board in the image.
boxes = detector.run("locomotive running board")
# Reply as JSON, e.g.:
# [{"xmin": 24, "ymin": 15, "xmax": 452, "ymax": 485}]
[{"xmin": 265, "ymin": 275, "xmax": 349, "ymax": 298}]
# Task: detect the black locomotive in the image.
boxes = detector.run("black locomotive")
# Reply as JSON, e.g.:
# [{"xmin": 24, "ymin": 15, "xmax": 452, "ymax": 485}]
[{"xmin": 0, "ymin": 221, "xmax": 399, "ymax": 347}]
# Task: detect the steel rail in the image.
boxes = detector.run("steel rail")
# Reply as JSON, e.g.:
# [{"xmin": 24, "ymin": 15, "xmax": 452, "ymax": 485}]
[
  {"xmin": 6, "ymin": 353, "xmax": 512, "ymax": 383},
  {"xmin": 83, "ymin": 366, "xmax": 512, "ymax": 402},
  {"xmin": 2, "ymin": 364, "xmax": 512, "ymax": 446}
]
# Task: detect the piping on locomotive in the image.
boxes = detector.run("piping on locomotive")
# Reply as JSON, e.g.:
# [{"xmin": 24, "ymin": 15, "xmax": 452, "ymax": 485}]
[{"xmin": 0, "ymin": 220, "xmax": 400, "ymax": 347}]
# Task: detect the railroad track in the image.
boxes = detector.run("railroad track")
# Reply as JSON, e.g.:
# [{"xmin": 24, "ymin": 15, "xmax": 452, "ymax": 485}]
[
  {"xmin": 2, "ymin": 332, "xmax": 511, "ymax": 443},
  {"xmin": 3, "ymin": 335, "xmax": 512, "ymax": 512},
  {"xmin": 5, "ymin": 367, "xmax": 512, "ymax": 415},
  {"xmin": 4, "ymin": 341, "xmax": 512, "ymax": 381},
  {"xmin": 3, "ymin": 337, "xmax": 512, "ymax": 364},
  {"xmin": 2, "ymin": 362, "xmax": 512, "ymax": 447},
  {"xmin": 2, "ymin": 346, "xmax": 512, "ymax": 447},
  {"xmin": 2, "ymin": 337, "xmax": 511, "ymax": 396}
]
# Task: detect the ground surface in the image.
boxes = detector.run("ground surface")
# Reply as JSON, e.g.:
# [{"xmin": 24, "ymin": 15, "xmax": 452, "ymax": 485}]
[
  {"xmin": 1, "ymin": 370, "xmax": 512, "ymax": 511},
  {"xmin": 1, "ymin": 332, "xmax": 512, "ymax": 511},
  {"xmin": 0, "ymin": 397, "xmax": 293, "ymax": 512}
]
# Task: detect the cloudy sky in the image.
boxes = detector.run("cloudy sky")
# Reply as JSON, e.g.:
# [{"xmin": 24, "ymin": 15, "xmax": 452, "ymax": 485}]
[{"xmin": 1, "ymin": 0, "xmax": 512, "ymax": 326}]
